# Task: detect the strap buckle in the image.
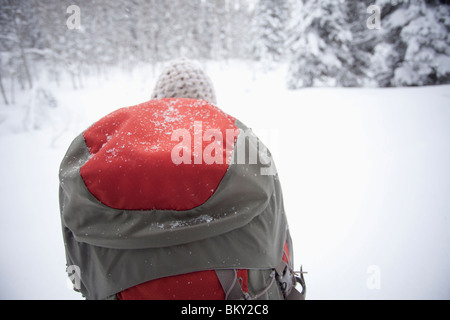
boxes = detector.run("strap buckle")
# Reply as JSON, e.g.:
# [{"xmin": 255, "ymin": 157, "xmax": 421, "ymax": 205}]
[{"xmin": 275, "ymin": 263, "xmax": 307, "ymax": 300}]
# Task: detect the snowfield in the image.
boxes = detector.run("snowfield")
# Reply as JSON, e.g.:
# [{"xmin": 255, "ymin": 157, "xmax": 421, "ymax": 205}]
[{"xmin": 0, "ymin": 61, "xmax": 449, "ymax": 299}]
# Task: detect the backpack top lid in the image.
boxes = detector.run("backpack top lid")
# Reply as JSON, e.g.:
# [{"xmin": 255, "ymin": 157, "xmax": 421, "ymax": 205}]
[{"xmin": 81, "ymin": 98, "xmax": 236, "ymax": 211}]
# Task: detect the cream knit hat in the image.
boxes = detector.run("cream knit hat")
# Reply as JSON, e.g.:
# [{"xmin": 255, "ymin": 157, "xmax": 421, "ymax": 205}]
[{"xmin": 151, "ymin": 58, "xmax": 217, "ymax": 104}]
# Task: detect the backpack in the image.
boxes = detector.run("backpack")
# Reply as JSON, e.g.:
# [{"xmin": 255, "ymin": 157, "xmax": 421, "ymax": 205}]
[{"xmin": 59, "ymin": 98, "xmax": 306, "ymax": 300}]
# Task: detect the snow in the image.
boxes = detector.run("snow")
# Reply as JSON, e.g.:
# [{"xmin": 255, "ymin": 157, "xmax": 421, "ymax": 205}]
[{"xmin": 1, "ymin": 61, "xmax": 449, "ymax": 300}]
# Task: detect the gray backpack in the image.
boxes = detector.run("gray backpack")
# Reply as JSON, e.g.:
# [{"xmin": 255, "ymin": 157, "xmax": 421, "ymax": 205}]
[{"xmin": 60, "ymin": 98, "xmax": 306, "ymax": 300}]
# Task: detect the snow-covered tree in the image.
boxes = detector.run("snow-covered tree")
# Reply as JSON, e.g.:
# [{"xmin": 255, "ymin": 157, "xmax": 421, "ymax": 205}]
[
  {"xmin": 0, "ymin": 0, "xmax": 34, "ymax": 90},
  {"xmin": 286, "ymin": 0, "xmax": 356, "ymax": 89},
  {"xmin": 393, "ymin": 2, "xmax": 450, "ymax": 86},
  {"xmin": 252, "ymin": 0, "xmax": 290, "ymax": 68},
  {"xmin": 228, "ymin": 0, "xmax": 254, "ymax": 60},
  {"xmin": 345, "ymin": 0, "xmax": 380, "ymax": 86},
  {"xmin": 371, "ymin": 0, "xmax": 450, "ymax": 86}
]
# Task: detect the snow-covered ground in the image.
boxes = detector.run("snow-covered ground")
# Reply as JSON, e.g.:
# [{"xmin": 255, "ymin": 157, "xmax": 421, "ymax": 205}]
[{"xmin": 0, "ymin": 61, "xmax": 449, "ymax": 299}]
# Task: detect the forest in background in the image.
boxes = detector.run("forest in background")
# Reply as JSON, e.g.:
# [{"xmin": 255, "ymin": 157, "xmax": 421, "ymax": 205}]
[{"xmin": 0, "ymin": 0, "xmax": 449, "ymax": 105}]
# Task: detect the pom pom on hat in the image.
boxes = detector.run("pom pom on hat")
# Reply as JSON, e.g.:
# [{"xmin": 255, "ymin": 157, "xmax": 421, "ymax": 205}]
[{"xmin": 151, "ymin": 58, "xmax": 217, "ymax": 104}]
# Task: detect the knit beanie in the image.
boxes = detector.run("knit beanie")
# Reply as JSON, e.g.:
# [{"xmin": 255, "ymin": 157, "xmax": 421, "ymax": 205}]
[{"xmin": 151, "ymin": 58, "xmax": 217, "ymax": 104}]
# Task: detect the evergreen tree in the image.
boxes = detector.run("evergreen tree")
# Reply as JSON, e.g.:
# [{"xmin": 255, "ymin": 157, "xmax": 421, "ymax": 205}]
[
  {"xmin": 210, "ymin": 0, "xmax": 230, "ymax": 61},
  {"xmin": 252, "ymin": 0, "xmax": 290, "ymax": 69},
  {"xmin": 345, "ymin": 0, "xmax": 380, "ymax": 86},
  {"xmin": 371, "ymin": 0, "xmax": 450, "ymax": 86},
  {"xmin": 1, "ymin": 0, "xmax": 34, "ymax": 89},
  {"xmin": 286, "ymin": 0, "xmax": 356, "ymax": 89},
  {"xmin": 228, "ymin": 0, "xmax": 254, "ymax": 60}
]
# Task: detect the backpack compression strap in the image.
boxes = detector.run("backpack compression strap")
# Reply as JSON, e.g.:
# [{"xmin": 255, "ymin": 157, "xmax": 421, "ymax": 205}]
[
  {"xmin": 214, "ymin": 233, "xmax": 306, "ymax": 300},
  {"xmin": 215, "ymin": 236, "xmax": 306, "ymax": 300},
  {"xmin": 214, "ymin": 264, "xmax": 306, "ymax": 300},
  {"xmin": 215, "ymin": 270, "xmax": 245, "ymax": 300}
]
